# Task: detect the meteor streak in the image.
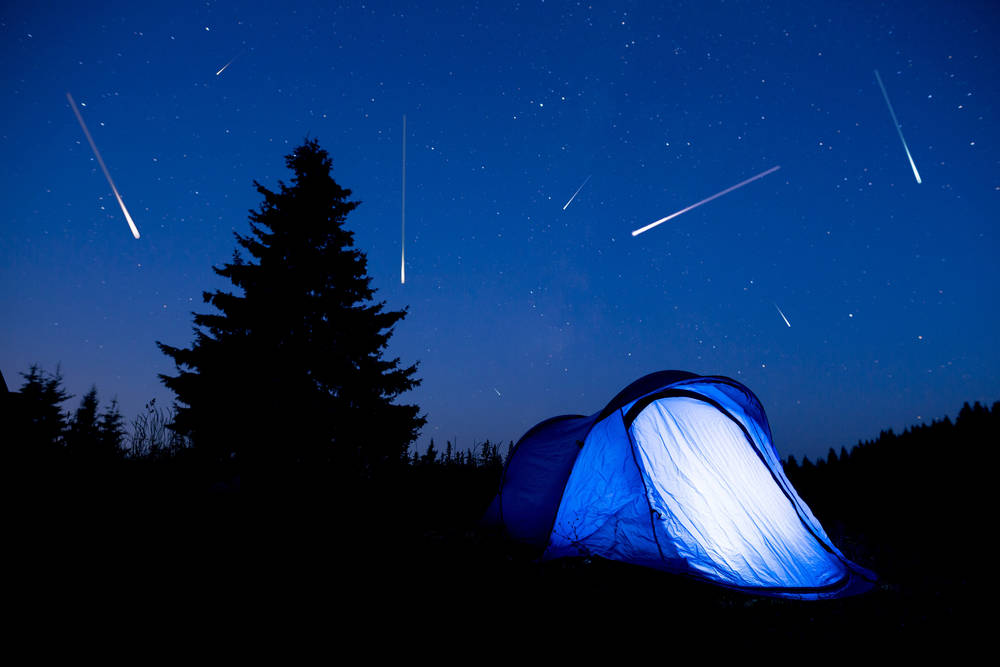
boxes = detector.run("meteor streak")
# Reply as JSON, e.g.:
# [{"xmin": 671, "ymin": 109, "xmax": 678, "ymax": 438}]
[
  {"xmin": 216, "ymin": 50, "xmax": 244, "ymax": 76},
  {"xmin": 774, "ymin": 303, "xmax": 791, "ymax": 328},
  {"xmin": 632, "ymin": 165, "xmax": 781, "ymax": 237},
  {"xmin": 401, "ymin": 114, "xmax": 406, "ymax": 284},
  {"xmin": 874, "ymin": 70, "xmax": 922, "ymax": 184},
  {"xmin": 66, "ymin": 92, "xmax": 140, "ymax": 239},
  {"xmin": 494, "ymin": 388, "xmax": 502, "ymax": 398},
  {"xmin": 562, "ymin": 174, "xmax": 591, "ymax": 210}
]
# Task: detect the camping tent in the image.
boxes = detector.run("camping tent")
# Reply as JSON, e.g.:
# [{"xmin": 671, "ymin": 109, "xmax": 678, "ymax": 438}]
[{"xmin": 484, "ymin": 371, "xmax": 876, "ymax": 599}]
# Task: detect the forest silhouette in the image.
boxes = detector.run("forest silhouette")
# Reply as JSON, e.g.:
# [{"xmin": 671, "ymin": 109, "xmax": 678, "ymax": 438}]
[
  {"xmin": 3, "ymin": 139, "xmax": 992, "ymax": 641},
  {"xmin": 6, "ymin": 363, "xmax": 992, "ymax": 639}
]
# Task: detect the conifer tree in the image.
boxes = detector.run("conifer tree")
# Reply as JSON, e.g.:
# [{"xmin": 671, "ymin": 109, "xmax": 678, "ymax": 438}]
[
  {"xmin": 18, "ymin": 364, "xmax": 72, "ymax": 459},
  {"xmin": 66, "ymin": 385, "xmax": 101, "ymax": 459},
  {"xmin": 422, "ymin": 439, "xmax": 437, "ymax": 465},
  {"xmin": 479, "ymin": 440, "xmax": 490, "ymax": 467},
  {"xmin": 158, "ymin": 139, "xmax": 424, "ymax": 472},
  {"xmin": 97, "ymin": 398, "xmax": 127, "ymax": 459}
]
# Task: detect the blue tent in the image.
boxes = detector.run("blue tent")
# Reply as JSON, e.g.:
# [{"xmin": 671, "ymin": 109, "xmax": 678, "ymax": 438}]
[{"xmin": 485, "ymin": 371, "xmax": 877, "ymax": 599}]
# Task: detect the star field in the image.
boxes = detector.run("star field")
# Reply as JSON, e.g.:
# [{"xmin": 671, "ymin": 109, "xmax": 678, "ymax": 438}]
[{"xmin": 2, "ymin": 1, "xmax": 997, "ymax": 462}]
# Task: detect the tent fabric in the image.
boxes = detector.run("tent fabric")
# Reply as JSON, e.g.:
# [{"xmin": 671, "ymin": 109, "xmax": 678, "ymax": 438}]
[{"xmin": 486, "ymin": 371, "xmax": 877, "ymax": 599}]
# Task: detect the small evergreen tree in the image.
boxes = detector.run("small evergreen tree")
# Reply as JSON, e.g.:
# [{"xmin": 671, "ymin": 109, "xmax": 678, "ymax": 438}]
[
  {"xmin": 97, "ymin": 398, "xmax": 127, "ymax": 459},
  {"xmin": 422, "ymin": 439, "xmax": 438, "ymax": 466},
  {"xmin": 479, "ymin": 440, "xmax": 490, "ymax": 467},
  {"xmin": 486, "ymin": 441, "xmax": 502, "ymax": 470},
  {"xmin": 157, "ymin": 139, "xmax": 424, "ymax": 473},
  {"xmin": 66, "ymin": 385, "xmax": 101, "ymax": 459},
  {"xmin": 18, "ymin": 364, "xmax": 72, "ymax": 459}
]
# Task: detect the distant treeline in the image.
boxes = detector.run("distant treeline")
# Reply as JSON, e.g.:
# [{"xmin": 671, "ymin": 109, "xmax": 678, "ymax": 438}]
[
  {"xmin": 783, "ymin": 398, "xmax": 997, "ymax": 508},
  {"xmin": 4, "ymin": 363, "xmax": 514, "ymax": 473},
  {"xmin": 7, "ymin": 364, "xmax": 190, "ymax": 464},
  {"xmin": 5, "ymin": 362, "xmax": 996, "ymax": 493},
  {"xmin": 405, "ymin": 438, "xmax": 512, "ymax": 471},
  {"xmin": 779, "ymin": 400, "xmax": 996, "ymax": 588}
]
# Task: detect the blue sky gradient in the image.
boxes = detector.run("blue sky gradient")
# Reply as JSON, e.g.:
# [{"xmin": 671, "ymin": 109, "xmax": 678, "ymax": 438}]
[{"xmin": 2, "ymin": 1, "xmax": 997, "ymax": 461}]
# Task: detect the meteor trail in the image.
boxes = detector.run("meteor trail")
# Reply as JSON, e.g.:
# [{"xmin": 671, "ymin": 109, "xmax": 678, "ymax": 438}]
[
  {"xmin": 401, "ymin": 114, "xmax": 406, "ymax": 285},
  {"xmin": 216, "ymin": 50, "xmax": 244, "ymax": 76},
  {"xmin": 562, "ymin": 174, "xmax": 591, "ymax": 210},
  {"xmin": 494, "ymin": 388, "xmax": 502, "ymax": 398},
  {"xmin": 774, "ymin": 303, "xmax": 791, "ymax": 328},
  {"xmin": 632, "ymin": 165, "xmax": 781, "ymax": 237},
  {"xmin": 66, "ymin": 92, "xmax": 140, "ymax": 239},
  {"xmin": 874, "ymin": 70, "xmax": 922, "ymax": 184}
]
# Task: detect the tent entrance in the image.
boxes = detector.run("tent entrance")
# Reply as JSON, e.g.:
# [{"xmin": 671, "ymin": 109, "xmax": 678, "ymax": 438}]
[{"xmin": 629, "ymin": 396, "xmax": 847, "ymax": 590}]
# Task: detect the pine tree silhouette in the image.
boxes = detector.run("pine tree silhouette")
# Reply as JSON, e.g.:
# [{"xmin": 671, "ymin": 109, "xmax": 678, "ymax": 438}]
[
  {"xmin": 157, "ymin": 139, "xmax": 424, "ymax": 474},
  {"xmin": 97, "ymin": 398, "xmax": 127, "ymax": 460},
  {"xmin": 422, "ymin": 439, "xmax": 438, "ymax": 465},
  {"xmin": 66, "ymin": 385, "xmax": 101, "ymax": 460},
  {"xmin": 18, "ymin": 364, "xmax": 72, "ymax": 461},
  {"xmin": 826, "ymin": 447, "xmax": 838, "ymax": 466}
]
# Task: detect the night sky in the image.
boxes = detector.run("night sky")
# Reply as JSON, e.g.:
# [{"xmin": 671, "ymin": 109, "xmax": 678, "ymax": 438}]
[{"xmin": 2, "ymin": 1, "xmax": 998, "ymax": 463}]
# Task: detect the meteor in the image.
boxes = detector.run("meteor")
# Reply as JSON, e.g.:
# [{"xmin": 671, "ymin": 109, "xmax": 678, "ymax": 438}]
[
  {"xmin": 401, "ymin": 114, "xmax": 406, "ymax": 284},
  {"xmin": 874, "ymin": 70, "xmax": 922, "ymax": 184},
  {"xmin": 562, "ymin": 174, "xmax": 592, "ymax": 210},
  {"xmin": 774, "ymin": 303, "xmax": 791, "ymax": 328},
  {"xmin": 494, "ymin": 388, "xmax": 502, "ymax": 398},
  {"xmin": 66, "ymin": 92, "xmax": 140, "ymax": 239},
  {"xmin": 216, "ymin": 51, "xmax": 243, "ymax": 76},
  {"xmin": 632, "ymin": 165, "xmax": 781, "ymax": 237}
]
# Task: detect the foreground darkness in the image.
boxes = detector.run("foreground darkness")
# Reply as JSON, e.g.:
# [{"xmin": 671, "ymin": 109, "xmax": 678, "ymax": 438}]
[{"xmin": 13, "ymin": 402, "xmax": 993, "ymax": 643}]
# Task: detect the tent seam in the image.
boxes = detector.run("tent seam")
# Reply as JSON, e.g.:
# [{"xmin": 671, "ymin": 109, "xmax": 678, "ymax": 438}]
[{"xmin": 623, "ymin": 407, "xmax": 668, "ymax": 564}]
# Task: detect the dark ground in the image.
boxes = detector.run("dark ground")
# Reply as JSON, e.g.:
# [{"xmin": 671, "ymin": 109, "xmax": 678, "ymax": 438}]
[
  {"xmin": 13, "ymin": 458, "xmax": 984, "ymax": 648},
  {"xmin": 11, "ymin": 404, "xmax": 993, "ymax": 648}
]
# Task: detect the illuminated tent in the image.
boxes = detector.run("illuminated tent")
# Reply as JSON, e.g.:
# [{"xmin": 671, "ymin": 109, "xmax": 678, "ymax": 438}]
[{"xmin": 484, "ymin": 371, "xmax": 876, "ymax": 599}]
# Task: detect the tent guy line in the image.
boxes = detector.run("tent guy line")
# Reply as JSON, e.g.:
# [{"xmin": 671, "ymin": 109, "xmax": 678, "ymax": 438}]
[
  {"xmin": 874, "ymin": 70, "xmax": 922, "ymax": 184},
  {"xmin": 632, "ymin": 165, "xmax": 781, "ymax": 237},
  {"xmin": 66, "ymin": 92, "xmax": 141, "ymax": 239}
]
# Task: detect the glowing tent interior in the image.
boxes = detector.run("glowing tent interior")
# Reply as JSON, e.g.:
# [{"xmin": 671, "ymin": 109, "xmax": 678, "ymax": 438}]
[{"xmin": 484, "ymin": 371, "xmax": 877, "ymax": 599}]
